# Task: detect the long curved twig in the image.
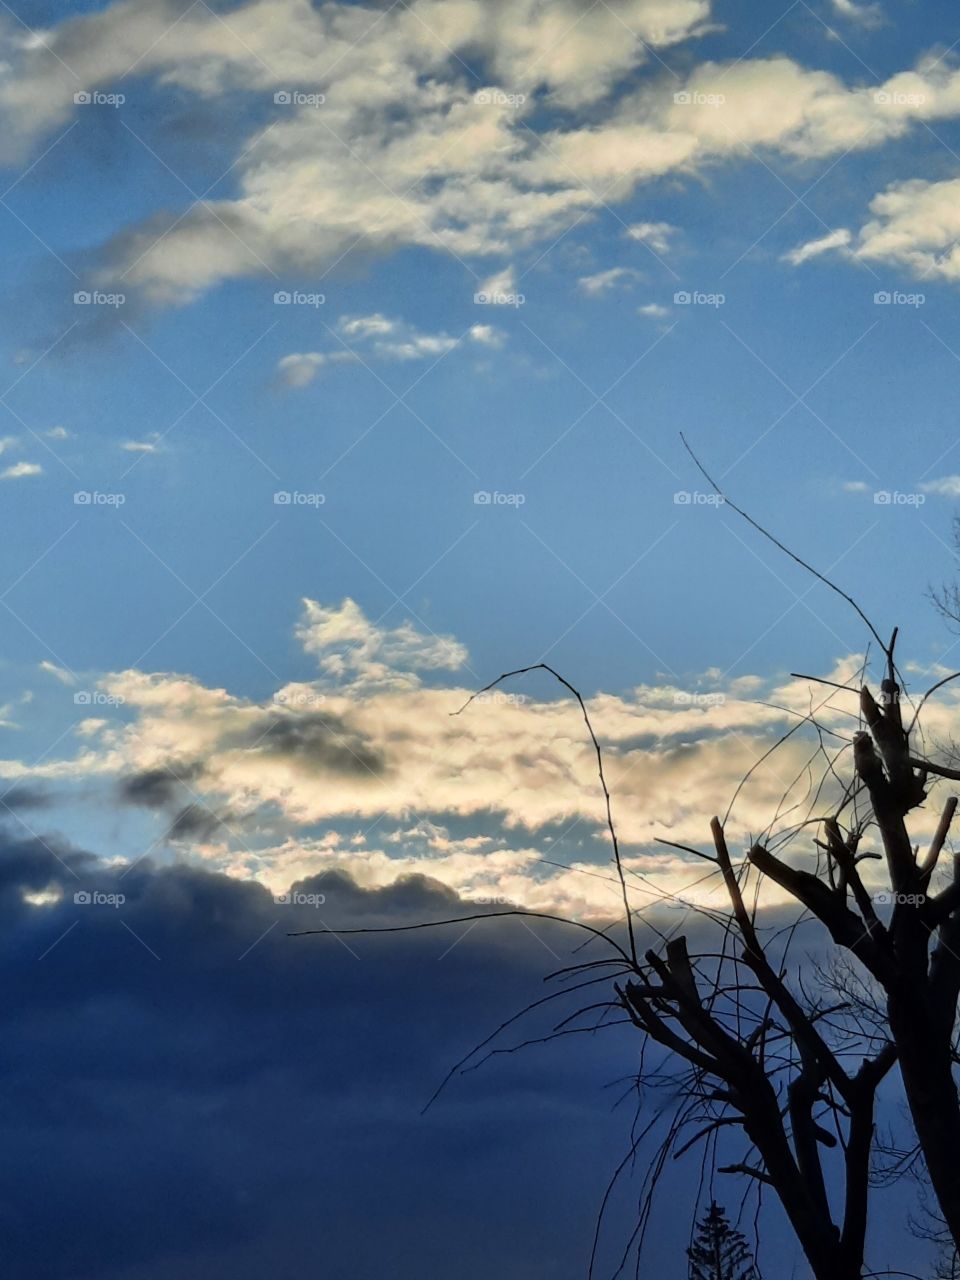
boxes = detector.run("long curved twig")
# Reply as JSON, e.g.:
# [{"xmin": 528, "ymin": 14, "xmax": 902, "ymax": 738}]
[{"xmin": 452, "ymin": 662, "xmax": 637, "ymax": 965}]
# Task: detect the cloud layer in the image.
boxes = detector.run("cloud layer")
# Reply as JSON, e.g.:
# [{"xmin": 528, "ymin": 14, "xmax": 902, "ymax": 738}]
[{"xmin": 10, "ymin": 0, "xmax": 960, "ymax": 303}]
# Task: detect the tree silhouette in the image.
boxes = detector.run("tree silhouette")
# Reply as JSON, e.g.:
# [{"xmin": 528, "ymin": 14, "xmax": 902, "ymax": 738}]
[
  {"xmin": 687, "ymin": 1202, "xmax": 759, "ymax": 1280},
  {"xmin": 296, "ymin": 453, "xmax": 960, "ymax": 1280}
]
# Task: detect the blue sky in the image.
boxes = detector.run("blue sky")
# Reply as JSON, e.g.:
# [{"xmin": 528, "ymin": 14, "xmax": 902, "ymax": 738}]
[
  {"xmin": 4, "ymin": 0, "xmax": 960, "ymax": 896},
  {"xmin": 5, "ymin": 2, "xmax": 960, "ymax": 1276}
]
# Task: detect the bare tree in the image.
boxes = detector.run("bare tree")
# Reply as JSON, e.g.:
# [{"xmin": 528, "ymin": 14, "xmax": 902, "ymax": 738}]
[{"xmin": 295, "ymin": 460, "xmax": 960, "ymax": 1280}]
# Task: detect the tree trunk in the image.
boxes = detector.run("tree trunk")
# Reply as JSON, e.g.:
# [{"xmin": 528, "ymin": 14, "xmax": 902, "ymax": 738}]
[{"xmin": 889, "ymin": 992, "xmax": 960, "ymax": 1249}]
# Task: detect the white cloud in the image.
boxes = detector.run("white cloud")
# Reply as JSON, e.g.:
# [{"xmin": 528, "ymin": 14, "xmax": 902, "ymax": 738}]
[
  {"xmin": 278, "ymin": 315, "xmax": 500, "ymax": 386},
  {"xmin": 625, "ymin": 220, "xmax": 676, "ymax": 253},
  {"xmin": 338, "ymin": 313, "xmax": 457, "ymax": 359},
  {"xmin": 0, "ymin": 436, "xmax": 18, "ymax": 454},
  {"xmin": 467, "ymin": 323, "xmax": 505, "ymax": 347},
  {"xmin": 920, "ymin": 475, "xmax": 960, "ymax": 497},
  {"xmin": 5, "ymin": 588, "xmax": 943, "ymax": 918},
  {"xmin": 8, "ymin": 0, "xmax": 960, "ymax": 304},
  {"xmin": 338, "ymin": 314, "xmax": 397, "ymax": 340},
  {"xmin": 475, "ymin": 266, "xmax": 517, "ymax": 303},
  {"xmin": 276, "ymin": 349, "xmax": 357, "ymax": 388},
  {"xmin": 783, "ymin": 227, "xmax": 852, "ymax": 265},
  {"xmin": 295, "ymin": 597, "xmax": 468, "ymax": 689},
  {"xmin": 638, "ymin": 302, "xmax": 670, "ymax": 317},
  {"xmin": 577, "ymin": 266, "xmax": 643, "ymax": 295},
  {"xmin": 844, "ymin": 177, "xmax": 960, "ymax": 281},
  {"xmin": 46, "ymin": 426, "xmax": 71, "ymax": 440},
  {"xmin": 121, "ymin": 434, "xmax": 161, "ymax": 453},
  {"xmin": 1, "ymin": 462, "xmax": 42, "ymax": 479},
  {"xmin": 38, "ymin": 661, "xmax": 75, "ymax": 686},
  {"xmin": 841, "ymin": 480, "xmax": 870, "ymax": 493},
  {"xmin": 829, "ymin": 0, "xmax": 883, "ymax": 26}
]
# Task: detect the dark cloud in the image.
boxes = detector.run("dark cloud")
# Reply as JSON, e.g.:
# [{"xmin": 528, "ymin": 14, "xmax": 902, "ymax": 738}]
[
  {"xmin": 248, "ymin": 711, "xmax": 387, "ymax": 777},
  {"xmin": 0, "ymin": 786, "xmax": 55, "ymax": 813},
  {"xmin": 165, "ymin": 803, "xmax": 229, "ymax": 842},
  {"xmin": 0, "ymin": 828, "xmax": 928, "ymax": 1280},
  {"xmin": 117, "ymin": 764, "xmax": 204, "ymax": 810}
]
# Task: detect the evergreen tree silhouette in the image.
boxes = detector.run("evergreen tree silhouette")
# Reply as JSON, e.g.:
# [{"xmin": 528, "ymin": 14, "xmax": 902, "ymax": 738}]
[{"xmin": 687, "ymin": 1202, "xmax": 760, "ymax": 1280}]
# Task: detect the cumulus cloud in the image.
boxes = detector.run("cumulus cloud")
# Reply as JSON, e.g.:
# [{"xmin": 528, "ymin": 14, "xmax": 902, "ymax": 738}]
[
  {"xmin": 577, "ymin": 266, "xmax": 643, "ymax": 295},
  {"xmin": 625, "ymin": 220, "xmax": 676, "ymax": 253},
  {"xmin": 783, "ymin": 227, "xmax": 852, "ymax": 265},
  {"xmin": 839, "ymin": 177, "xmax": 960, "ymax": 282},
  {"xmin": 278, "ymin": 315, "xmax": 500, "ymax": 385},
  {"xmin": 830, "ymin": 0, "xmax": 883, "ymax": 26},
  {"xmin": 920, "ymin": 475, "xmax": 960, "ymax": 497},
  {"xmin": 38, "ymin": 660, "xmax": 74, "ymax": 685},
  {"xmin": 3, "ymin": 593, "xmax": 951, "ymax": 917},
  {"xmin": 276, "ymin": 348, "xmax": 358, "ymax": 387},
  {"xmin": 121, "ymin": 434, "xmax": 161, "ymax": 453},
  {"xmin": 0, "ymin": 825, "xmax": 654, "ymax": 1278},
  {"xmin": 8, "ymin": 0, "xmax": 960, "ymax": 305},
  {"xmin": 0, "ymin": 462, "xmax": 42, "ymax": 479},
  {"xmin": 295, "ymin": 596, "xmax": 468, "ymax": 687}
]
